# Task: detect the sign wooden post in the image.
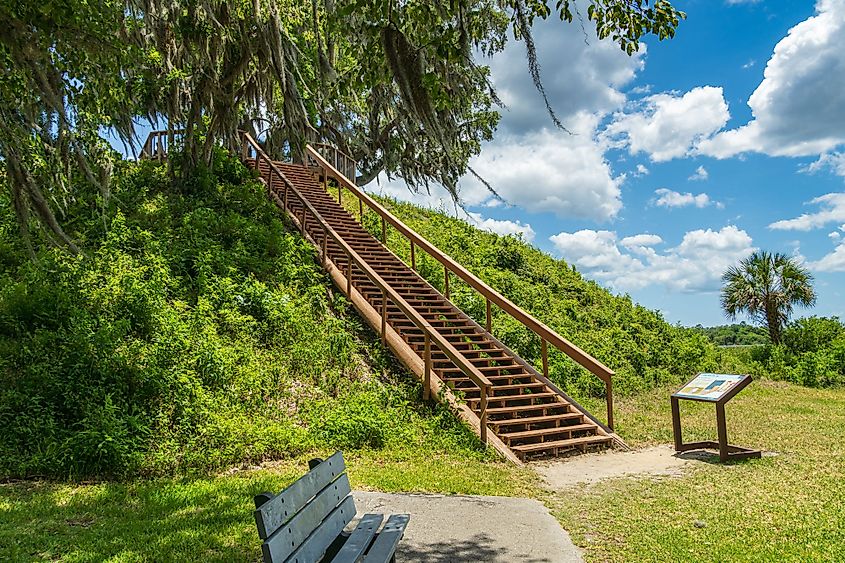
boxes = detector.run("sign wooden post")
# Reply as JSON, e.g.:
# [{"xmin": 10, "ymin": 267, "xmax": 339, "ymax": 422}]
[{"xmin": 671, "ymin": 373, "xmax": 761, "ymax": 462}]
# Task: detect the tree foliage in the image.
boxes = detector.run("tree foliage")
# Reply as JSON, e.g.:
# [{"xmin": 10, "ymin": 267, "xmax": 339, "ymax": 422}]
[
  {"xmin": 1, "ymin": 0, "xmax": 684, "ymax": 252},
  {"xmin": 721, "ymin": 251, "xmax": 816, "ymax": 344}
]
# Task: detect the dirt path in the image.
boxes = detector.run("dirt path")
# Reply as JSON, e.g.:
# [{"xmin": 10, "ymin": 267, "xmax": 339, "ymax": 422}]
[{"xmin": 536, "ymin": 445, "xmax": 710, "ymax": 489}]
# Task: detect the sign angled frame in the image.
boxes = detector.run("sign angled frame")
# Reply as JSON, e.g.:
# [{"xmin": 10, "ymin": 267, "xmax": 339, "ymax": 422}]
[{"xmin": 671, "ymin": 373, "xmax": 761, "ymax": 462}]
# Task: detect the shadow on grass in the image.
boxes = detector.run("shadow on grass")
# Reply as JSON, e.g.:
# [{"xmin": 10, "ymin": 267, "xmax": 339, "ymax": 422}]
[{"xmin": 0, "ymin": 471, "xmax": 303, "ymax": 562}]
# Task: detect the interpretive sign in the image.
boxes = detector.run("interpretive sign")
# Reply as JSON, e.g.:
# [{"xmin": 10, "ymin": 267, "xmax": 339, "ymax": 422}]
[
  {"xmin": 671, "ymin": 373, "xmax": 760, "ymax": 462},
  {"xmin": 674, "ymin": 373, "xmax": 747, "ymax": 402}
]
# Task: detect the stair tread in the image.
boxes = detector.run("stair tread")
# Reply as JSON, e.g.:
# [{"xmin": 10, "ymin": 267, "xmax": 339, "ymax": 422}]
[
  {"xmin": 511, "ymin": 435, "xmax": 612, "ymax": 453},
  {"xmin": 500, "ymin": 423, "xmax": 596, "ymax": 440},
  {"xmin": 485, "ymin": 402, "xmax": 569, "ymax": 415},
  {"xmin": 488, "ymin": 412, "xmax": 583, "ymax": 427}
]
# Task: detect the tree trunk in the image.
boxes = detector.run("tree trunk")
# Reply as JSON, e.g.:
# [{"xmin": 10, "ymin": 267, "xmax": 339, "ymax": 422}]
[{"xmin": 765, "ymin": 304, "xmax": 781, "ymax": 344}]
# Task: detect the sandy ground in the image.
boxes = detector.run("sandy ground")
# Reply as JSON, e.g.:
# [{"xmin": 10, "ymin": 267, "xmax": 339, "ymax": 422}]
[
  {"xmin": 352, "ymin": 491, "xmax": 584, "ymax": 562},
  {"xmin": 536, "ymin": 445, "xmax": 712, "ymax": 489}
]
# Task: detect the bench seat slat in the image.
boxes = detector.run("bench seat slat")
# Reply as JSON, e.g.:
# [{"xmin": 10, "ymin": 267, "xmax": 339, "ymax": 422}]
[
  {"xmin": 262, "ymin": 473, "xmax": 353, "ymax": 563},
  {"xmin": 330, "ymin": 514, "xmax": 384, "ymax": 563},
  {"xmin": 362, "ymin": 514, "xmax": 410, "ymax": 563},
  {"xmin": 279, "ymin": 496, "xmax": 357, "ymax": 563},
  {"xmin": 255, "ymin": 452, "xmax": 346, "ymax": 539}
]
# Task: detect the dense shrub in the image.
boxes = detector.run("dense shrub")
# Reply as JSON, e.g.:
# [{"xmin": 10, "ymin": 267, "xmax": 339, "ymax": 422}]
[
  {"xmin": 714, "ymin": 317, "xmax": 845, "ymax": 388},
  {"xmin": 0, "ymin": 152, "xmax": 487, "ymax": 479},
  {"xmin": 360, "ymin": 198, "xmax": 718, "ymax": 398}
]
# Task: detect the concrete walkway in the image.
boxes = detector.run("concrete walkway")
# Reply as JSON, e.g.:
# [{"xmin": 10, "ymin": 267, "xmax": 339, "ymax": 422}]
[{"xmin": 352, "ymin": 491, "xmax": 584, "ymax": 562}]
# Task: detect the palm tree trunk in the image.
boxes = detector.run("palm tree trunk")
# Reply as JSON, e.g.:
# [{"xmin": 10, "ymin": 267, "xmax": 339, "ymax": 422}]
[{"xmin": 766, "ymin": 305, "xmax": 781, "ymax": 344}]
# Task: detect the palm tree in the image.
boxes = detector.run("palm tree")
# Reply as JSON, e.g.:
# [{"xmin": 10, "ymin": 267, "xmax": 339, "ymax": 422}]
[{"xmin": 721, "ymin": 251, "xmax": 816, "ymax": 344}]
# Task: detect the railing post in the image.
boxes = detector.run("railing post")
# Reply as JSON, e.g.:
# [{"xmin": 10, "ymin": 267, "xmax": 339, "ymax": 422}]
[
  {"xmin": 346, "ymin": 252, "xmax": 353, "ymax": 295},
  {"xmin": 381, "ymin": 290, "xmax": 388, "ymax": 345},
  {"xmin": 410, "ymin": 241, "xmax": 416, "ymax": 270},
  {"xmin": 381, "ymin": 217, "xmax": 386, "ymax": 243},
  {"xmin": 338, "ymin": 181, "xmax": 342, "ymax": 204},
  {"xmin": 606, "ymin": 380, "xmax": 614, "ymax": 430},
  {"xmin": 444, "ymin": 267, "xmax": 450, "ymax": 299},
  {"xmin": 358, "ymin": 198, "xmax": 363, "ymax": 222},
  {"xmin": 485, "ymin": 298, "xmax": 492, "ymax": 332},
  {"xmin": 322, "ymin": 230, "xmax": 328, "ymax": 268},
  {"xmin": 541, "ymin": 339, "xmax": 549, "ymax": 379},
  {"xmin": 423, "ymin": 333, "xmax": 431, "ymax": 400},
  {"xmin": 480, "ymin": 387, "xmax": 488, "ymax": 444},
  {"xmin": 241, "ymin": 133, "xmax": 248, "ymax": 161}
]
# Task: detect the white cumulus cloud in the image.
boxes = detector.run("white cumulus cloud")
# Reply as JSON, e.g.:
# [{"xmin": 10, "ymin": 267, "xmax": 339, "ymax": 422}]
[
  {"xmin": 604, "ymin": 86, "xmax": 730, "ymax": 162},
  {"xmin": 466, "ymin": 212, "xmax": 535, "ymax": 242},
  {"xmin": 654, "ymin": 188, "xmax": 716, "ymax": 209},
  {"xmin": 769, "ymin": 192, "xmax": 845, "ymax": 231},
  {"xmin": 810, "ymin": 240, "xmax": 845, "ymax": 271},
  {"xmin": 689, "ymin": 165, "xmax": 709, "ymax": 181},
  {"xmin": 700, "ymin": 0, "xmax": 845, "ymax": 159},
  {"xmin": 459, "ymin": 117, "xmax": 624, "ymax": 221},
  {"xmin": 549, "ymin": 226, "xmax": 755, "ymax": 292}
]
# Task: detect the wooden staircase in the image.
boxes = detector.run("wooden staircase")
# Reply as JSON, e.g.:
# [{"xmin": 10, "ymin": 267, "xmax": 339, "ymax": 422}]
[{"xmin": 143, "ymin": 131, "xmax": 625, "ymax": 463}]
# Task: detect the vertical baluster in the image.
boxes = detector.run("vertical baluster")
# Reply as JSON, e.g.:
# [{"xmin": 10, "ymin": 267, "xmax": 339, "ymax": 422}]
[
  {"xmin": 410, "ymin": 241, "xmax": 416, "ymax": 270},
  {"xmin": 381, "ymin": 290, "xmax": 387, "ymax": 345},
  {"xmin": 444, "ymin": 267, "xmax": 450, "ymax": 299},
  {"xmin": 322, "ymin": 231, "xmax": 328, "ymax": 268},
  {"xmin": 541, "ymin": 339, "xmax": 549, "ymax": 379},
  {"xmin": 606, "ymin": 380, "xmax": 614, "ymax": 431},
  {"xmin": 338, "ymin": 181, "xmax": 342, "ymax": 204},
  {"xmin": 358, "ymin": 198, "xmax": 363, "ymax": 222},
  {"xmin": 480, "ymin": 387, "xmax": 488, "ymax": 444},
  {"xmin": 423, "ymin": 333, "xmax": 431, "ymax": 400},
  {"xmin": 485, "ymin": 298, "xmax": 492, "ymax": 332},
  {"xmin": 381, "ymin": 217, "xmax": 386, "ymax": 243},
  {"xmin": 346, "ymin": 253, "xmax": 353, "ymax": 295}
]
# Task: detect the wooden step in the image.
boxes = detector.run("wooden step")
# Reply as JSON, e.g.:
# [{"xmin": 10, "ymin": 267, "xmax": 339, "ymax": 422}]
[
  {"xmin": 500, "ymin": 423, "xmax": 596, "ymax": 441},
  {"xmin": 510, "ymin": 434, "xmax": 612, "ymax": 453},
  {"xmin": 488, "ymin": 412, "xmax": 583, "ymax": 428},
  {"xmin": 484, "ymin": 402, "xmax": 568, "ymax": 416}
]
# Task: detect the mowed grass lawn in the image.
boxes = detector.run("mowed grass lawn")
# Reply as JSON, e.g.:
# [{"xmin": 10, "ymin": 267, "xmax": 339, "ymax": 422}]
[
  {"xmin": 2, "ymin": 379, "xmax": 843, "ymax": 562},
  {"xmin": 554, "ymin": 379, "xmax": 845, "ymax": 562}
]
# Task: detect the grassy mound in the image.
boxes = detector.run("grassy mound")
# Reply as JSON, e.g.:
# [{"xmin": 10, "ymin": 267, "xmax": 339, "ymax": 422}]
[
  {"xmin": 0, "ymin": 153, "xmax": 486, "ymax": 479},
  {"xmin": 358, "ymin": 197, "xmax": 717, "ymax": 398}
]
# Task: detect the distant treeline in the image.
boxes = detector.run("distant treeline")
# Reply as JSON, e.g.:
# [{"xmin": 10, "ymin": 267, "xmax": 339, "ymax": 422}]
[{"xmin": 692, "ymin": 323, "xmax": 769, "ymax": 346}]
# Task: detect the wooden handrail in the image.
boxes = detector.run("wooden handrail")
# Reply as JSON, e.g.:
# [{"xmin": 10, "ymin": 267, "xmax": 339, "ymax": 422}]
[
  {"xmin": 240, "ymin": 133, "xmax": 495, "ymax": 442},
  {"xmin": 306, "ymin": 144, "xmax": 616, "ymax": 429}
]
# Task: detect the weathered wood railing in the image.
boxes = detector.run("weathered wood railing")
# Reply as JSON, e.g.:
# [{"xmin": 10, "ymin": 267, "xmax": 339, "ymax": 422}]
[
  {"xmin": 140, "ymin": 130, "xmax": 179, "ymax": 160},
  {"xmin": 306, "ymin": 145, "xmax": 616, "ymax": 430},
  {"xmin": 311, "ymin": 142, "xmax": 356, "ymax": 183},
  {"xmin": 240, "ymin": 133, "xmax": 495, "ymax": 443}
]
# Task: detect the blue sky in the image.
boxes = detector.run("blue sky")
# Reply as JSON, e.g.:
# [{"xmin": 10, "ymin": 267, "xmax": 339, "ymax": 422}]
[{"xmin": 370, "ymin": 0, "xmax": 845, "ymax": 327}]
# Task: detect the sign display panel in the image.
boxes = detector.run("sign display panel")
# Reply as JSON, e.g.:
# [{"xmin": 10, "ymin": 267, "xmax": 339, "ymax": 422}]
[{"xmin": 673, "ymin": 373, "xmax": 747, "ymax": 402}]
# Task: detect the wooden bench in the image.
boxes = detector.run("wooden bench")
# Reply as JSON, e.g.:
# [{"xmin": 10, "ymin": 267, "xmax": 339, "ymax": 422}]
[{"xmin": 253, "ymin": 452, "xmax": 410, "ymax": 562}]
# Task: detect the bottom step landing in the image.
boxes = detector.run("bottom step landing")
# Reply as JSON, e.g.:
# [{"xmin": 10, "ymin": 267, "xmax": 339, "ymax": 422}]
[{"xmin": 489, "ymin": 413, "xmax": 614, "ymax": 461}]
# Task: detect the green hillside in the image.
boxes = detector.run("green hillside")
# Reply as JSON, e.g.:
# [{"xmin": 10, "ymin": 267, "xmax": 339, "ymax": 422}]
[
  {"xmin": 0, "ymin": 154, "xmax": 486, "ymax": 480},
  {"xmin": 358, "ymin": 197, "xmax": 717, "ymax": 398}
]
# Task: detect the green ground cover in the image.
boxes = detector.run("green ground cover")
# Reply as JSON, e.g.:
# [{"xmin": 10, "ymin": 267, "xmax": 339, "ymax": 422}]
[
  {"xmin": 3, "ymin": 381, "xmax": 842, "ymax": 562},
  {"xmin": 553, "ymin": 379, "xmax": 845, "ymax": 562}
]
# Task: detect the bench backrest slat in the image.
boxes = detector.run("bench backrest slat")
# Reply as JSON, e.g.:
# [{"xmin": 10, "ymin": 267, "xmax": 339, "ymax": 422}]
[
  {"xmin": 261, "ymin": 473, "xmax": 353, "ymax": 562},
  {"xmin": 254, "ymin": 451, "xmax": 346, "ymax": 539},
  {"xmin": 282, "ymin": 495, "xmax": 357, "ymax": 563}
]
